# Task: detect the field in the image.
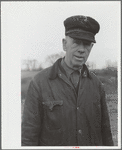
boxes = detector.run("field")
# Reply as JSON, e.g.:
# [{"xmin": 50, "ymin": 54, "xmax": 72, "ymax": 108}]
[{"xmin": 21, "ymin": 70, "xmax": 118, "ymax": 146}]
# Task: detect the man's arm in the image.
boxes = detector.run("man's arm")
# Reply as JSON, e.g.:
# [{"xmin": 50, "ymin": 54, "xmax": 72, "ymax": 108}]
[
  {"xmin": 100, "ymin": 83, "xmax": 114, "ymax": 146},
  {"xmin": 22, "ymin": 79, "xmax": 42, "ymax": 146}
]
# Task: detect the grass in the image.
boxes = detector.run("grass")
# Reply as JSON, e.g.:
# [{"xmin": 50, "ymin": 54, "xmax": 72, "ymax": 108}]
[
  {"xmin": 21, "ymin": 70, "xmax": 118, "ymax": 146},
  {"xmin": 106, "ymin": 93, "xmax": 118, "ymax": 146},
  {"xmin": 21, "ymin": 71, "xmax": 40, "ymax": 99}
]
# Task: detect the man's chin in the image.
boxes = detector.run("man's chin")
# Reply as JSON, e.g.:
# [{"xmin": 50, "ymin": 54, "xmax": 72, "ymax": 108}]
[{"xmin": 73, "ymin": 62, "xmax": 84, "ymax": 69}]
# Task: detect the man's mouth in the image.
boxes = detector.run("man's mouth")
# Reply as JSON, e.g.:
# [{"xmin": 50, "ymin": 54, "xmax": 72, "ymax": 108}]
[{"xmin": 74, "ymin": 55, "xmax": 84, "ymax": 60}]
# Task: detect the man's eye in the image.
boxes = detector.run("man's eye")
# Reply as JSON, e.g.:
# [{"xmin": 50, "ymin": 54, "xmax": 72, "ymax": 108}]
[
  {"xmin": 83, "ymin": 41, "xmax": 92, "ymax": 46},
  {"xmin": 73, "ymin": 39, "xmax": 92, "ymax": 46},
  {"xmin": 73, "ymin": 39, "xmax": 82, "ymax": 45}
]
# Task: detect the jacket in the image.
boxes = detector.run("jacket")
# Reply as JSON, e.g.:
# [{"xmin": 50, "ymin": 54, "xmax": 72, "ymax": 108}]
[{"xmin": 22, "ymin": 58, "xmax": 114, "ymax": 146}]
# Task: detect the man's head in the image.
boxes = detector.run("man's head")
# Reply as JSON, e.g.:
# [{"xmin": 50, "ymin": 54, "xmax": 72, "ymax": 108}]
[{"xmin": 62, "ymin": 15, "xmax": 100, "ymax": 70}]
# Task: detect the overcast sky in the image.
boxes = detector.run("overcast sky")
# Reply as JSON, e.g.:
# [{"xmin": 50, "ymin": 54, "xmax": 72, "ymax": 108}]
[{"xmin": 2, "ymin": 1, "xmax": 120, "ymax": 69}]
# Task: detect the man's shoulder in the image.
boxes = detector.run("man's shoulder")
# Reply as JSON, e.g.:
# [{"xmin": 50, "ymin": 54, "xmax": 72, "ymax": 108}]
[
  {"xmin": 89, "ymin": 71, "xmax": 98, "ymax": 80},
  {"xmin": 89, "ymin": 71, "xmax": 103, "ymax": 85},
  {"xmin": 90, "ymin": 72, "xmax": 105, "ymax": 93},
  {"xmin": 32, "ymin": 66, "xmax": 52, "ymax": 83}
]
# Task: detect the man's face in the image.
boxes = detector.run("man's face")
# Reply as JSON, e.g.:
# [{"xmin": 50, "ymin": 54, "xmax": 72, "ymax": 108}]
[{"xmin": 62, "ymin": 36, "xmax": 94, "ymax": 70}]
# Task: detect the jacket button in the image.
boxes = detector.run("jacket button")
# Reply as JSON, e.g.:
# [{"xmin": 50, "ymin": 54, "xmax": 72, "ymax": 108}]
[
  {"xmin": 78, "ymin": 130, "xmax": 82, "ymax": 134},
  {"xmin": 77, "ymin": 107, "xmax": 79, "ymax": 110}
]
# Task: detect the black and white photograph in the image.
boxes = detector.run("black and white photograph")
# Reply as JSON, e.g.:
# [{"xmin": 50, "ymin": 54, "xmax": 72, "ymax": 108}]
[{"xmin": 2, "ymin": 1, "xmax": 121, "ymax": 149}]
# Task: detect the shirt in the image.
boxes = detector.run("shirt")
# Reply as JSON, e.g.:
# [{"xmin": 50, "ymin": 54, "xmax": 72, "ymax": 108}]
[{"xmin": 61, "ymin": 58, "xmax": 82, "ymax": 88}]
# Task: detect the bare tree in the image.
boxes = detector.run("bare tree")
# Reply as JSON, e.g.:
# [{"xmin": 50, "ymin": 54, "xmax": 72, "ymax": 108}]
[
  {"xmin": 22, "ymin": 59, "xmax": 39, "ymax": 71},
  {"xmin": 106, "ymin": 60, "xmax": 112, "ymax": 69},
  {"xmin": 86, "ymin": 61, "xmax": 90, "ymax": 69},
  {"xmin": 45, "ymin": 52, "xmax": 65, "ymax": 66},
  {"xmin": 32, "ymin": 59, "xmax": 37, "ymax": 70},
  {"xmin": 91, "ymin": 62, "xmax": 96, "ymax": 70},
  {"xmin": 22, "ymin": 60, "xmax": 30, "ymax": 71},
  {"xmin": 86, "ymin": 61, "xmax": 96, "ymax": 70}
]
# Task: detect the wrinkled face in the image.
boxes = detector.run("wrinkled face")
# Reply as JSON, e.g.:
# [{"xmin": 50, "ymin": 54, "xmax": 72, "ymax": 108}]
[{"xmin": 62, "ymin": 36, "xmax": 94, "ymax": 70}]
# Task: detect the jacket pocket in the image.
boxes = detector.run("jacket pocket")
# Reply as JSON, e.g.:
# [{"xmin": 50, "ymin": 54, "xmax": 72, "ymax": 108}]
[{"xmin": 42, "ymin": 100, "xmax": 63, "ymax": 130}]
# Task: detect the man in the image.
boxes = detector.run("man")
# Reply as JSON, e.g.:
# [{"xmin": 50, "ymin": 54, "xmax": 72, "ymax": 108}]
[{"xmin": 22, "ymin": 15, "xmax": 114, "ymax": 146}]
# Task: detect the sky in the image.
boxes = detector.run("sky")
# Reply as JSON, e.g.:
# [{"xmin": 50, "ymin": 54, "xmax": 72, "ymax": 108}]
[{"xmin": 2, "ymin": 1, "xmax": 120, "ymax": 69}]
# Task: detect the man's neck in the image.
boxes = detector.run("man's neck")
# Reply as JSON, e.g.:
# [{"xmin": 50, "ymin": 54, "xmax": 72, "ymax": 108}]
[{"xmin": 64, "ymin": 57, "xmax": 83, "ymax": 71}]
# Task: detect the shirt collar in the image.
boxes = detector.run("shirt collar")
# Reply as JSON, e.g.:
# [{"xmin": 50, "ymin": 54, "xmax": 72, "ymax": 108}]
[
  {"xmin": 49, "ymin": 58, "xmax": 91, "ymax": 80},
  {"xmin": 61, "ymin": 58, "xmax": 83, "ymax": 78},
  {"xmin": 61, "ymin": 58, "xmax": 74, "ymax": 78}
]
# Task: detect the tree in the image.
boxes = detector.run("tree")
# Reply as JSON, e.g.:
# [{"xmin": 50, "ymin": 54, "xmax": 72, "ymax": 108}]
[
  {"xmin": 45, "ymin": 52, "xmax": 65, "ymax": 66},
  {"xmin": 106, "ymin": 60, "xmax": 112, "ymax": 69},
  {"xmin": 21, "ymin": 59, "xmax": 41, "ymax": 71},
  {"xmin": 86, "ymin": 61, "xmax": 96, "ymax": 70}
]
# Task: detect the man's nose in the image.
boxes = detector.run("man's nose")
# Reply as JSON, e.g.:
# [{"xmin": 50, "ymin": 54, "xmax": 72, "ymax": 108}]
[{"xmin": 78, "ymin": 44, "xmax": 85, "ymax": 53}]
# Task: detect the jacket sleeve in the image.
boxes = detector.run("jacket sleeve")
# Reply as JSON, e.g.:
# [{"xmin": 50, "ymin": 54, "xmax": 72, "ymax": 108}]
[
  {"xmin": 22, "ymin": 79, "xmax": 42, "ymax": 146},
  {"xmin": 100, "ymin": 83, "xmax": 114, "ymax": 146}
]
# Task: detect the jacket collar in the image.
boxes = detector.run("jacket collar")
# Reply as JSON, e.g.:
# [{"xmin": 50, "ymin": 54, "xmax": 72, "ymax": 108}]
[
  {"xmin": 49, "ymin": 58, "xmax": 62, "ymax": 80},
  {"xmin": 49, "ymin": 58, "xmax": 91, "ymax": 80},
  {"xmin": 81, "ymin": 64, "xmax": 92, "ymax": 79}
]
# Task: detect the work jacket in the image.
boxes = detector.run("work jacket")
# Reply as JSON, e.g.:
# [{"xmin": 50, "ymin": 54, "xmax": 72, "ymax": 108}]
[{"xmin": 22, "ymin": 58, "xmax": 114, "ymax": 146}]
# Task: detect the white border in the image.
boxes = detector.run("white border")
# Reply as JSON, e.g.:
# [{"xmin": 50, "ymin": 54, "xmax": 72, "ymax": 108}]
[{"xmin": 1, "ymin": 1, "xmax": 121, "ymax": 149}]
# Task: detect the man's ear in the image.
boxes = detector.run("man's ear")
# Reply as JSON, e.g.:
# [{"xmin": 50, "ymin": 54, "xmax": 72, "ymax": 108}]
[
  {"xmin": 89, "ymin": 43, "xmax": 94, "ymax": 51},
  {"xmin": 62, "ymin": 38, "xmax": 67, "ymax": 51},
  {"xmin": 91, "ymin": 43, "xmax": 94, "ymax": 48}
]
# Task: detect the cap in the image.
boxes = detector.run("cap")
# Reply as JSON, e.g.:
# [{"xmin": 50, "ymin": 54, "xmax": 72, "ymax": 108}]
[{"xmin": 64, "ymin": 15, "xmax": 100, "ymax": 43}]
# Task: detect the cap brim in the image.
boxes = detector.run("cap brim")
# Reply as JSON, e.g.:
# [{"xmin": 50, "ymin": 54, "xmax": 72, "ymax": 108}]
[{"xmin": 66, "ymin": 30, "xmax": 96, "ymax": 43}]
